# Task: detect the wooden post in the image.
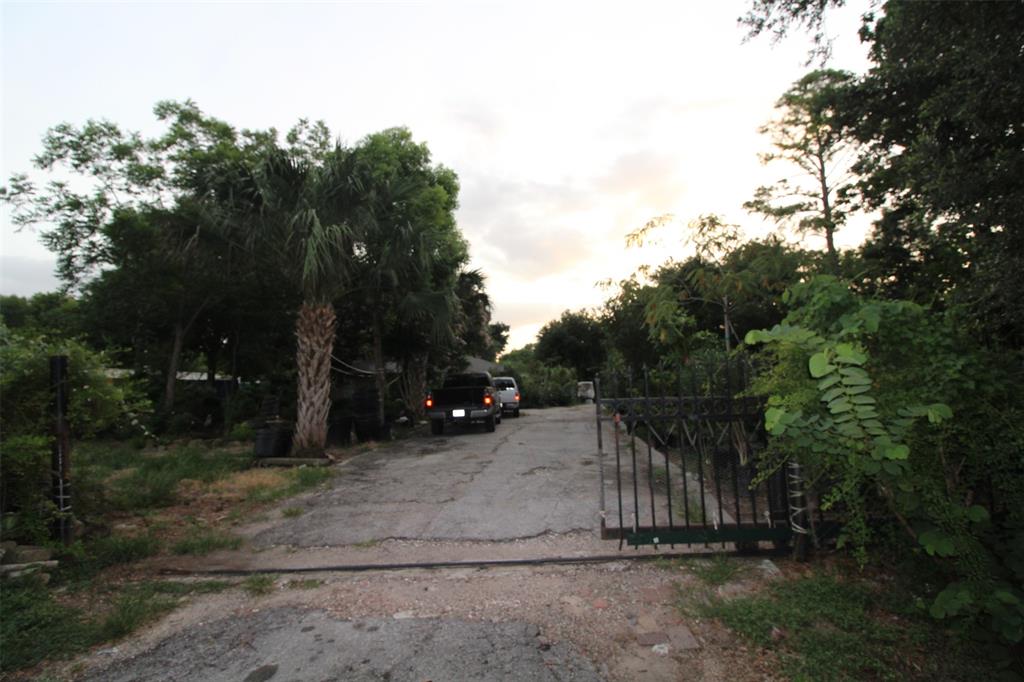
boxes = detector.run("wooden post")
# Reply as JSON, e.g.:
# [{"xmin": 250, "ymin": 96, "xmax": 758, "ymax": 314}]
[{"xmin": 50, "ymin": 355, "xmax": 73, "ymax": 544}]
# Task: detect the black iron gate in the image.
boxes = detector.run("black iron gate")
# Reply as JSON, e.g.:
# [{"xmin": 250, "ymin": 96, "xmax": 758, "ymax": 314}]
[{"xmin": 595, "ymin": 360, "xmax": 797, "ymax": 550}]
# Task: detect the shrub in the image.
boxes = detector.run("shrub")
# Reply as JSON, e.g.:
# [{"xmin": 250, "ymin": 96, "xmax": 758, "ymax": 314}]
[{"xmin": 746, "ymin": 276, "xmax": 1024, "ymax": 668}]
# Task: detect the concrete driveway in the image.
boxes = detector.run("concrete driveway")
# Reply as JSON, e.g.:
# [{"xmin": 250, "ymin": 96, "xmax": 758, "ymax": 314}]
[{"xmin": 249, "ymin": 404, "xmax": 604, "ymax": 548}]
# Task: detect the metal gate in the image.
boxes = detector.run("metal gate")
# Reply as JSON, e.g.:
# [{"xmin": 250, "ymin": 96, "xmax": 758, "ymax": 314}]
[{"xmin": 595, "ymin": 360, "xmax": 797, "ymax": 550}]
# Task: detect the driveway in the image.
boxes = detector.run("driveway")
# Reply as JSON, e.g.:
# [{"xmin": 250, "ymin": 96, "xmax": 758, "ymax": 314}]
[{"xmin": 249, "ymin": 404, "xmax": 604, "ymax": 547}]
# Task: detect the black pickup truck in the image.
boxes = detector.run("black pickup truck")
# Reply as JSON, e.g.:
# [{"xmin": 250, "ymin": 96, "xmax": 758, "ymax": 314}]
[{"xmin": 425, "ymin": 372, "xmax": 502, "ymax": 435}]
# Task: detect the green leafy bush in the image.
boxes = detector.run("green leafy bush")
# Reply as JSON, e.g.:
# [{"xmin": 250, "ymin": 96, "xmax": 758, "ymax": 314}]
[{"xmin": 746, "ymin": 276, "xmax": 1024, "ymax": 667}]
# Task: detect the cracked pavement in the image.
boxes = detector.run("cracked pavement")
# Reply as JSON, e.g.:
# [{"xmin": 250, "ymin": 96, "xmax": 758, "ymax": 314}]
[{"xmin": 248, "ymin": 405, "xmax": 604, "ymax": 547}]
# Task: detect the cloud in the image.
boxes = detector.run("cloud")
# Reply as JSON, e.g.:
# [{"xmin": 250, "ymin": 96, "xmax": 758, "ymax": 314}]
[{"xmin": 0, "ymin": 255, "xmax": 60, "ymax": 296}]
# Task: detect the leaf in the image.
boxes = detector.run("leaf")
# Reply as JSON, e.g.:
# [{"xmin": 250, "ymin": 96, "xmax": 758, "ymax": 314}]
[
  {"xmin": 845, "ymin": 383, "xmax": 872, "ymax": 394},
  {"xmin": 926, "ymin": 403, "xmax": 953, "ymax": 424},
  {"xmin": 829, "ymin": 398, "xmax": 852, "ymax": 414},
  {"xmin": 886, "ymin": 444, "xmax": 910, "ymax": 460},
  {"xmin": 994, "ymin": 591, "xmax": 1020, "ymax": 606},
  {"xmin": 863, "ymin": 460, "xmax": 881, "ymax": 475},
  {"xmin": 966, "ymin": 506, "xmax": 990, "ymax": 524},
  {"xmin": 809, "ymin": 352, "xmax": 835, "ymax": 378},
  {"xmin": 817, "ymin": 374, "xmax": 842, "ymax": 390},
  {"xmin": 834, "ymin": 343, "xmax": 867, "ymax": 365},
  {"xmin": 821, "ymin": 387, "xmax": 845, "ymax": 403},
  {"xmin": 850, "ymin": 395, "xmax": 876, "ymax": 405},
  {"xmin": 883, "ymin": 460, "xmax": 903, "ymax": 475}
]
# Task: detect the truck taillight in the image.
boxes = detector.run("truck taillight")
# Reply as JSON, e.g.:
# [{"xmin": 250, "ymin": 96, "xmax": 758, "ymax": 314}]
[
  {"xmin": 483, "ymin": 395, "xmax": 493, "ymax": 406},
  {"xmin": 515, "ymin": 392, "xmax": 520, "ymax": 401},
  {"xmin": 425, "ymin": 396, "xmax": 433, "ymax": 408}
]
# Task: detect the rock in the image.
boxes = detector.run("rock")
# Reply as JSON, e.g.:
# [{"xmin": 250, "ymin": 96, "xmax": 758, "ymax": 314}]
[
  {"xmin": 636, "ymin": 632, "xmax": 669, "ymax": 647},
  {"xmin": 592, "ymin": 598, "xmax": 609, "ymax": 609},
  {"xmin": 243, "ymin": 663, "xmax": 279, "ymax": 682},
  {"xmin": 3, "ymin": 545, "xmax": 52, "ymax": 564},
  {"xmin": 770, "ymin": 626, "xmax": 788, "ymax": 642},
  {"xmin": 651, "ymin": 643, "xmax": 671, "ymax": 656},
  {"xmin": 392, "ymin": 611, "xmax": 415, "ymax": 619},
  {"xmin": 758, "ymin": 559, "xmax": 782, "ymax": 578},
  {"xmin": 666, "ymin": 624, "xmax": 700, "ymax": 651}
]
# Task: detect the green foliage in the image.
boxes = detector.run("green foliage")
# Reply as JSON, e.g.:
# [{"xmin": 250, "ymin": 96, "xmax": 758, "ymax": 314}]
[
  {"xmin": 746, "ymin": 276, "xmax": 1024, "ymax": 663},
  {"xmin": 499, "ymin": 344, "xmax": 577, "ymax": 407},
  {"xmin": 699, "ymin": 572, "xmax": 985, "ymax": 681},
  {"xmin": 690, "ymin": 554, "xmax": 748, "ymax": 586},
  {"xmin": 242, "ymin": 574, "xmax": 277, "ymax": 596},
  {"xmin": 107, "ymin": 445, "xmax": 251, "ymax": 511},
  {"xmin": 90, "ymin": 534, "xmax": 161, "ymax": 566},
  {"xmin": 0, "ymin": 326, "xmax": 151, "ymax": 441},
  {"xmin": 0, "ymin": 577, "xmax": 95, "ymax": 672},
  {"xmin": 534, "ymin": 310, "xmax": 606, "ymax": 381}
]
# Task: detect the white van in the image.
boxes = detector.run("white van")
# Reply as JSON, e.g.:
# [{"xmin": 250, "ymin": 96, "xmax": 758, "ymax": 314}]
[{"xmin": 493, "ymin": 376, "xmax": 520, "ymax": 417}]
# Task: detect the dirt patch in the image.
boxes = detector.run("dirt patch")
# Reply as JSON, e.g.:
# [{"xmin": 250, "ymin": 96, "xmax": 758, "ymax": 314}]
[{"xmin": 53, "ymin": 558, "xmax": 787, "ymax": 682}]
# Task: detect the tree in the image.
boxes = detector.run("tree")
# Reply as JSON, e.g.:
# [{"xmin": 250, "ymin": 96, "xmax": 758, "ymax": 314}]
[
  {"xmin": 744, "ymin": 69, "xmax": 858, "ymax": 273},
  {"xmin": 846, "ymin": 2, "xmax": 1024, "ymax": 347},
  {"xmin": 231, "ymin": 141, "xmax": 364, "ymax": 453},
  {"xmin": 1, "ymin": 101, "xmax": 268, "ymax": 412},
  {"xmin": 348, "ymin": 128, "xmax": 466, "ymax": 428},
  {"xmin": 535, "ymin": 310, "xmax": 606, "ymax": 381}
]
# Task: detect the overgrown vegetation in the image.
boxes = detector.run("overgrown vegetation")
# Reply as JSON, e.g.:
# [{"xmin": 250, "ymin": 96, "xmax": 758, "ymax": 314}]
[
  {"xmin": 0, "ymin": 576, "xmax": 230, "ymax": 673},
  {"xmin": 695, "ymin": 570, "xmax": 989, "ymax": 682}
]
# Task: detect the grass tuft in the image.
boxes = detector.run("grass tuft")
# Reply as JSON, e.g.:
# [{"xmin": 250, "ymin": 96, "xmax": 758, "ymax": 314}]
[
  {"xmin": 690, "ymin": 553, "xmax": 748, "ymax": 586},
  {"xmin": 242, "ymin": 574, "xmax": 276, "ymax": 596},
  {"xmin": 171, "ymin": 530, "xmax": 242, "ymax": 556}
]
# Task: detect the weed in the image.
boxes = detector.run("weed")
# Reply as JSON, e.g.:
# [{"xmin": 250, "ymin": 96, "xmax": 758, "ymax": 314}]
[
  {"xmin": 690, "ymin": 553, "xmax": 747, "ymax": 586},
  {"xmin": 91, "ymin": 534, "xmax": 161, "ymax": 567},
  {"xmin": 97, "ymin": 587, "xmax": 177, "ymax": 641},
  {"xmin": 698, "ymin": 572, "xmax": 986, "ymax": 682},
  {"xmin": 282, "ymin": 507, "xmax": 304, "ymax": 518},
  {"xmin": 287, "ymin": 579, "xmax": 322, "ymax": 590},
  {"xmin": 242, "ymin": 574, "xmax": 276, "ymax": 596},
  {"xmin": 171, "ymin": 530, "xmax": 242, "ymax": 556},
  {"xmin": 108, "ymin": 445, "xmax": 251, "ymax": 510},
  {"xmin": 0, "ymin": 577, "xmax": 94, "ymax": 672},
  {"xmin": 245, "ymin": 466, "xmax": 333, "ymax": 504},
  {"xmin": 353, "ymin": 538, "xmax": 379, "ymax": 549}
]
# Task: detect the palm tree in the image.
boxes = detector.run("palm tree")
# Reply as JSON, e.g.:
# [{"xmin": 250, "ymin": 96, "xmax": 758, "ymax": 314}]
[{"xmin": 237, "ymin": 144, "xmax": 364, "ymax": 453}]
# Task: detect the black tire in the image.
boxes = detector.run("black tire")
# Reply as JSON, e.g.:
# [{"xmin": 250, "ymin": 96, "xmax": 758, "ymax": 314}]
[
  {"xmin": 485, "ymin": 415, "xmax": 496, "ymax": 432},
  {"xmin": 514, "ymin": 408, "xmax": 520, "ymax": 418},
  {"xmin": 496, "ymin": 412, "xmax": 502, "ymax": 425},
  {"xmin": 430, "ymin": 419, "xmax": 444, "ymax": 435}
]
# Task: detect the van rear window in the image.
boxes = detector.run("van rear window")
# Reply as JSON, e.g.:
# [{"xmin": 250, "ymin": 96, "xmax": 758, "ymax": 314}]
[{"xmin": 494, "ymin": 379, "xmax": 515, "ymax": 389}]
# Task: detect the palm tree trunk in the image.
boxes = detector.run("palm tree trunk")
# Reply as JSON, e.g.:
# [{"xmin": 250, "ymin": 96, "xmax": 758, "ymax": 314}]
[{"xmin": 294, "ymin": 301, "xmax": 336, "ymax": 453}]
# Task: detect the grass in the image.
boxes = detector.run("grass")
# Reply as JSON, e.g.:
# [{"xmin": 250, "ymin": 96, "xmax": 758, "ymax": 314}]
[
  {"xmin": 690, "ymin": 553, "xmax": 748, "ymax": 586},
  {"xmin": 0, "ymin": 577, "xmax": 232, "ymax": 673},
  {"xmin": 171, "ymin": 529, "xmax": 242, "ymax": 556},
  {"xmin": 286, "ymin": 578, "xmax": 322, "ymax": 590},
  {"xmin": 242, "ymin": 574, "xmax": 276, "ymax": 596},
  {"xmin": 694, "ymin": 571, "xmax": 988, "ymax": 682},
  {"xmin": 244, "ymin": 466, "xmax": 333, "ymax": 504},
  {"xmin": 76, "ymin": 441, "xmax": 253, "ymax": 512},
  {"xmin": 282, "ymin": 506, "xmax": 305, "ymax": 518}
]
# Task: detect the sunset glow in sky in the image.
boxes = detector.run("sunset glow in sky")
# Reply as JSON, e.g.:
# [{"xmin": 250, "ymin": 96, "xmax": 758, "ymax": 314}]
[{"xmin": 1, "ymin": 1, "xmax": 872, "ymax": 350}]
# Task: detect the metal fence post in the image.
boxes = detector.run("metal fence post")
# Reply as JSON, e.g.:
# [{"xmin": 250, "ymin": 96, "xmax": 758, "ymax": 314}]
[{"xmin": 50, "ymin": 355, "xmax": 73, "ymax": 544}]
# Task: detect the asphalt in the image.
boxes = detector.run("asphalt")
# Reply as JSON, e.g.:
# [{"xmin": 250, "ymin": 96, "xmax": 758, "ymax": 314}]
[
  {"xmin": 250, "ymin": 405, "xmax": 604, "ymax": 547},
  {"xmin": 81, "ymin": 607, "xmax": 603, "ymax": 682}
]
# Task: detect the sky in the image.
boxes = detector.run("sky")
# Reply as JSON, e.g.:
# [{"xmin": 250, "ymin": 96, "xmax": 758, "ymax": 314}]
[{"xmin": 1, "ymin": 1, "xmax": 873, "ymax": 351}]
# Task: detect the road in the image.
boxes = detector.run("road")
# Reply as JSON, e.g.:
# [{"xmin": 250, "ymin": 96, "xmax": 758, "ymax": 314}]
[{"xmin": 75, "ymin": 405, "xmax": 774, "ymax": 681}]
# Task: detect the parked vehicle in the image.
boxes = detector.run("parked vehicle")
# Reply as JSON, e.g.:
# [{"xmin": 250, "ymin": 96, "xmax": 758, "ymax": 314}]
[
  {"xmin": 425, "ymin": 372, "xmax": 502, "ymax": 434},
  {"xmin": 494, "ymin": 376, "xmax": 521, "ymax": 417}
]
